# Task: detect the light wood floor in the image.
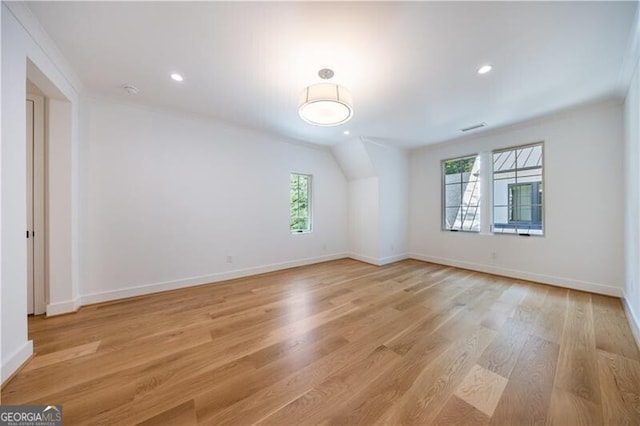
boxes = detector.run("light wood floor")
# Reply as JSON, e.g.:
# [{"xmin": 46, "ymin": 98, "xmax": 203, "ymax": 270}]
[{"xmin": 3, "ymin": 259, "xmax": 640, "ymax": 425}]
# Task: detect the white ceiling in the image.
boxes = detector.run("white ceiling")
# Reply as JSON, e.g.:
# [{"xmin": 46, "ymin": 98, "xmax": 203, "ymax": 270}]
[{"xmin": 27, "ymin": 1, "xmax": 637, "ymax": 148}]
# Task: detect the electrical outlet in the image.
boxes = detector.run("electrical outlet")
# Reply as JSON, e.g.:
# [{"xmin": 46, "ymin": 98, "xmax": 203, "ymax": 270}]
[
  {"xmin": 226, "ymin": 256, "xmax": 233, "ymax": 263},
  {"xmin": 491, "ymin": 251, "xmax": 497, "ymax": 260}
]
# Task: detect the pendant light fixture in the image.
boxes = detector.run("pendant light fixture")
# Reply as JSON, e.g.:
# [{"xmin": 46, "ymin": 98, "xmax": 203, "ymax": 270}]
[{"xmin": 298, "ymin": 68, "xmax": 353, "ymax": 126}]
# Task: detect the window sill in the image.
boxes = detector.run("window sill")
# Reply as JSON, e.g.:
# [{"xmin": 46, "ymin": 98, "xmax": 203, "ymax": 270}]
[
  {"xmin": 442, "ymin": 229, "xmax": 480, "ymax": 234},
  {"xmin": 491, "ymin": 232, "xmax": 545, "ymax": 237},
  {"xmin": 291, "ymin": 230, "xmax": 313, "ymax": 234}
]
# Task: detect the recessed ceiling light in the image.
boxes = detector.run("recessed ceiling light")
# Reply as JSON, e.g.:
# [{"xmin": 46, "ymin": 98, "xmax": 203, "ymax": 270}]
[
  {"xmin": 477, "ymin": 65, "xmax": 492, "ymax": 75},
  {"xmin": 122, "ymin": 84, "xmax": 139, "ymax": 95},
  {"xmin": 170, "ymin": 73, "xmax": 184, "ymax": 82},
  {"xmin": 343, "ymin": 130, "xmax": 350, "ymax": 135}
]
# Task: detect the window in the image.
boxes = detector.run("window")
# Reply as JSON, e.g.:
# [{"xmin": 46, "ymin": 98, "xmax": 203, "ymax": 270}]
[
  {"xmin": 290, "ymin": 173, "xmax": 312, "ymax": 233},
  {"xmin": 442, "ymin": 155, "xmax": 481, "ymax": 232},
  {"xmin": 509, "ymin": 182, "xmax": 542, "ymax": 223},
  {"xmin": 492, "ymin": 143, "xmax": 543, "ymax": 235}
]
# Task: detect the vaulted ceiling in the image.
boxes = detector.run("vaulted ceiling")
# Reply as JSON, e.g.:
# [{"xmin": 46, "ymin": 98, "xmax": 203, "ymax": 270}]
[{"xmin": 27, "ymin": 1, "xmax": 638, "ymax": 147}]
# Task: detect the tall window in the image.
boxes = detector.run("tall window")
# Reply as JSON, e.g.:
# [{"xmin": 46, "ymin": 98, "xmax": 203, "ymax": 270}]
[
  {"xmin": 492, "ymin": 143, "xmax": 544, "ymax": 235},
  {"xmin": 442, "ymin": 155, "xmax": 481, "ymax": 232},
  {"xmin": 290, "ymin": 173, "xmax": 312, "ymax": 233}
]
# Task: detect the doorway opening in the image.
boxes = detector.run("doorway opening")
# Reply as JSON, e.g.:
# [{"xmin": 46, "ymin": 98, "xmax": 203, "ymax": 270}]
[{"xmin": 26, "ymin": 82, "xmax": 46, "ymax": 315}]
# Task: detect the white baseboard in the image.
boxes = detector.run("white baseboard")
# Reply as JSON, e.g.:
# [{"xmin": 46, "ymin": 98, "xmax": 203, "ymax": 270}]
[
  {"xmin": 1, "ymin": 340, "xmax": 33, "ymax": 385},
  {"xmin": 408, "ymin": 253, "xmax": 623, "ymax": 297},
  {"xmin": 46, "ymin": 297, "xmax": 80, "ymax": 316},
  {"xmin": 79, "ymin": 253, "xmax": 349, "ymax": 306},
  {"xmin": 623, "ymin": 293, "xmax": 640, "ymax": 350},
  {"xmin": 348, "ymin": 253, "xmax": 408, "ymax": 266},
  {"xmin": 348, "ymin": 253, "xmax": 383, "ymax": 265},
  {"xmin": 379, "ymin": 253, "xmax": 409, "ymax": 265}
]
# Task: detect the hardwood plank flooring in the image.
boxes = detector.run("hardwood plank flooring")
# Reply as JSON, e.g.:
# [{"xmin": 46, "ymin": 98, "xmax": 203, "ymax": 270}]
[{"xmin": 2, "ymin": 259, "xmax": 640, "ymax": 425}]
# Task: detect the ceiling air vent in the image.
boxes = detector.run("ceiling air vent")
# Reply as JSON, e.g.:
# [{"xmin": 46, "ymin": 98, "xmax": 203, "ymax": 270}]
[{"xmin": 460, "ymin": 123, "xmax": 486, "ymax": 132}]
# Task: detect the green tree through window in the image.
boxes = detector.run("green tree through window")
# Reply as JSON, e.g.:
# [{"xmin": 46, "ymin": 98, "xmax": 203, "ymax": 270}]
[
  {"xmin": 290, "ymin": 173, "xmax": 311, "ymax": 232},
  {"xmin": 444, "ymin": 157, "xmax": 476, "ymax": 175}
]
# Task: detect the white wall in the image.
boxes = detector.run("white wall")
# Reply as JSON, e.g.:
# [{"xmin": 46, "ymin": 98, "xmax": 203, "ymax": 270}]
[
  {"xmin": 0, "ymin": 0, "xmax": 5, "ymax": 383},
  {"xmin": 365, "ymin": 140, "xmax": 409, "ymax": 262},
  {"xmin": 331, "ymin": 138, "xmax": 409, "ymax": 265},
  {"xmin": 624, "ymin": 57, "xmax": 640, "ymax": 343},
  {"xmin": 347, "ymin": 177, "xmax": 380, "ymax": 263},
  {"xmin": 410, "ymin": 101, "xmax": 624, "ymax": 296},
  {"xmin": 331, "ymin": 138, "xmax": 376, "ymax": 180},
  {"xmin": 2, "ymin": 3, "xmax": 32, "ymax": 384},
  {"xmin": 333, "ymin": 138, "xmax": 381, "ymax": 262},
  {"xmin": 79, "ymin": 97, "xmax": 348, "ymax": 303},
  {"xmin": 1, "ymin": 2, "xmax": 81, "ymax": 383},
  {"xmin": 47, "ymin": 99, "xmax": 76, "ymax": 313}
]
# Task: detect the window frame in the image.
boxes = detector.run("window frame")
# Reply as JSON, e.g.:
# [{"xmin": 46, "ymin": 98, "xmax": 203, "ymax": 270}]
[
  {"xmin": 441, "ymin": 153, "xmax": 481, "ymax": 233},
  {"xmin": 491, "ymin": 141, "xmax": 545, "ymax": 237},
  {"xmin": 289, "ymin": 172, "xmax": 313, "ymax": 234},
  {"xmin": 508, "ymin": 181, "xmax": 543, "ymax": 225}
]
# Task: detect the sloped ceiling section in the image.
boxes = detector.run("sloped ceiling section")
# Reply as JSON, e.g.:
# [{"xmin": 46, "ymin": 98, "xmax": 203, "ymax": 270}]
[
  {"xmin": 331, "ymin": 138, "xmax": 377, "ymax": 181},
  {"xmin": 26, "ymin": 1, "xmax": 638, "ymax": 148}
]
